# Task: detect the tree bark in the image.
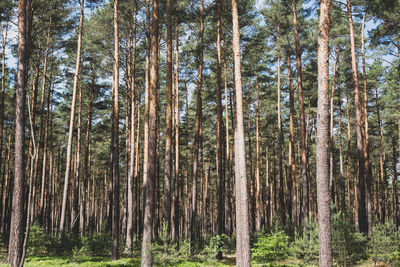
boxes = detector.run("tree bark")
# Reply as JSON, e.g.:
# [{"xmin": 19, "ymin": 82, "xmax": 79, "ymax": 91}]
[
  {"xmin": 361, "ymin": 10, "xmax": 372, "ymax": 231},
  {"xmin": 112, "ymin": 0, "xmax": 120, "ymax": 260},
  {"xmin": 232, "ymin": 0, "xmax": 251, "ymax": 265},
  {"xmin": 125, "ymin": 1, "xmax": 137, "ymax": 252},
  {"xmin": 141, "ymin": 0, "xmax": 159, "ymax": 264},
  {"xmin": 292, "ymin": 0, "xmax": 309, "ymax": 229},
  {"xmin": 191, "ymin": 0, "xmax": 204, "ymax": 246},
  {"xmin": 276, "ymin": 23, "xmax": 286, "ymax": 226},
  {"xmin": 316, "ymin": 0, "xmax": 333, "ymax": 265},
  {"xmin": 347, "ymin": 0, "xmax": 368, "ymax": 234},
  {"xmin": 287, "ymin": 55, "xmax": 297, "ymax": 227},
  {"xmin": 8, "ymin": 0, "xmax": 31, "ymax": 265},
  {"xmin": 163, "ymin": 0, "xmax": 173, "ymax": 234},
  {"xmin": 216, "ymin": 0, "xmax": 225, "ymax": 256},
  {"xmin": 60, "ymin": 0, "xmax": 84, "ymax": 233}
]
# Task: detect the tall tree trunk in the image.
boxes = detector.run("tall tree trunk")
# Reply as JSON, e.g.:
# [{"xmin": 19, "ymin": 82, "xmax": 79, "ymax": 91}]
[
  {"xmin": 337, "ymin": 53, "xmax": 345, "ymax": 211},
  {"xmin": 60, "ymin": 0, "xmax": 84, "ymax": 233},
  {"xmin": 112, "ymin": 0, "xmax": 120, "ymax": 260},
  {"xmin": 287, "ymin": 55, "xmax": 297, "ymax": 227},
  {"xmin": 163, "ymin": 0, "xmax": 173, "ymax": 234},
  {"xmin": 316, "ymin": 1, "xmax": 333, "ymax": 265},
  {"xmin": 255, "ymin": 83, "xmax": 262, "ymax": 232},
  {"xmin": 329, "ymin": 48, "xmax": 338, "ymax": 204},
  {"xmin": 172, "ymin": 19, "xmax": 180, "ymax": 244},
  {"xmin": 8, "ymin": 0, "xmax": 31, "ymax": 265},
  {"xmin": 376, "ymin": 88, "xmax": 386, "ymax": 223},
  {"xmin": 141, "ymin": 0, "xmax": 159, "ymax": 264},
  {"xmin": 191, "ymin": 0, "xmax": 204, "ymax": 246},
  {"xmin": 142, "ymin": 0, "xmax": 151, "ymax": 235},
  {"xmin": 39, "ymin": 56, "xmax": 53, "ymax": 225},
  {"xmin": 232, "ymin": 0, "xmax": 251, "ymax": 265},
  {"xmin": 0, "ymin": 26, "xmax": 8, "ymax": 196},
  {"xmin": 125, "ymin": 2, "xmax": 136, "ymax": 252},
  {"xmin": 361, "ymin": 10, "xmax": 372, "ymax": 231},
  {"xmin": 347, "ymin": 0, "xmax": 367, "ymax": 234},
  {"xmin": 224, "ymin": 61, "xmax": 233, "ymax": 238},
  {"xmin": 276, "ymin": 23, "xmax": 286, "ymax": 226},
  {"xmin": 292, "ymin": 0, "xmax": 309, "ymax": 229},
  {"xmin": 216, "ymin": 0, "xmax": 225, "ymax": 257},
  {"xmin": 392, "ymin": 127, "xmax": 399, "ymax": 230}
]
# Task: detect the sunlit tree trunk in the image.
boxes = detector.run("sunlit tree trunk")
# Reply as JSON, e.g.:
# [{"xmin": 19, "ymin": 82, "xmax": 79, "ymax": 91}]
[
  {"xmin": 232, "ymin": 0, "xmax": 251, "ymax": 264},
  {"xmin": 292, "ymin": 0, "xmax": 309, "ymax": 229},
  {"xmin": 316, "ymin": 0, "xmax": 333, "ymax": 265},
  {"xmin": 191, "ymin": 0, "xmax": 204, "ymax": 246},
  {"xmin": 141, "ymin": 0, "xmax": 159, "ymax": 264},
  {"xmin": 216, "ymin": 0, "xmax": 225, "ymax": 257},
  {"xmin": 361, "ymin": 10, "xmax": 372, "ymax": 231},
  {"xmin": 111, "ymin": 0, "xmax": 120, "ymax": 260},
  {"xmin": 60, "ymin": 0, "xmax": 84, "ymax": 233},
  {"xmin": 347, "ymin": 0, "xmax": 367, "ymax": 233},
  {"xmin": 9, "ymin": 0, "xmax": 31, "ymax": 265}
]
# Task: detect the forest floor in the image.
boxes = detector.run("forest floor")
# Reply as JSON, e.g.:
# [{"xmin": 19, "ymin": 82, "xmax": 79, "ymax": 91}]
[{"xmin": 0, "ymin": 250, "xmax": 389, "ymax": 266}]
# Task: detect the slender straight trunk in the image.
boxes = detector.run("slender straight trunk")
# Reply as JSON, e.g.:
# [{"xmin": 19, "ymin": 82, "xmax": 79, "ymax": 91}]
[
  {"xmin": 316, "ymin": 1, "xmax": 333, "ymax": 265},
  {"xmin": 292, "ymin": 0, "xmax": 309, "ymax": 229},
  {"xmin": 125, "ymin": 2, "xmax": 136, "ymax": 252},
  {"xmin": 247, "ymin": 108, "xmax": 255, "ymax": 232},
  {"xmin": 25, "ymin": 41, "xmax": 41, "ymax": 182},
  {"xmin": 32, "ymin": 31, "xmax": 51, "ymax": 224},
  {"xmin": 8, "ymin": 0, "xmax": 31, "ymax": 265},
  {"xmin": 376, "ymin": 88, "xmax": 386, "ymax": 223},
  {"xmin": 232, "ymin": 0, "xmax": 251, "ymax": 265},
  {"xmin": 172, "ymin": 19, "xmax": 180, "ymax": 244},
  {"xmin": 224, "ymin": 61, "xmax": 233, "ymax": 237},
  {"xmin": 0, "ymin": 26, "xmax": 8, "ymax": 192},
  {"xmin": 184, "ymin": 77, "xmax": 189, "ymax": 239},
  {"xmin": 361, "ymin": 10, "xmax": 372, "ymax": 231},
  {"xmin": 287, "ymin": 55, "xmax": 297, "ymax": 227},
  {"xmin": 392, "ymin": 129, "xmax": 398, "ymax": 229},
  {"xmin": 39, "ymin": 56, "xmax": 53, "ymax": 225},
  {"xmin": 112, "ymin": 0, "xmax": 120, "ymax": 260},
  {"xmin": 337, "ymin": 54, "xmax": 346, "ymax": 211},
  {"xmin": 142, "ymin": 0, "xmax": 151, "ymax": 233},
  {"xmin": 329, "ymin": 48, "xmax": 338, "ymax": 204},
  {"xmin": 191, "ymin": 0, "xmax": 204, "ymax": 246},
  {"xmin": 1, "ymin": 132, "xmax": 12, "ymax": 234},
  {"xmin": 72, "ymin": 84, "xmax": 82, "ymax": 233},
  {"xmin": 163, "ymin": 0, "xmax": 173, "ymax": 233},
  {"xmin": 347, "ymin": 0, "xmax": 367, "ymax": 234},
  {"xmin": 216, "ymin": 0, "xmax": 225, "ymax": 251},
  {"xmin": 276, "ymin": 23, "xmax": 286, "ymax": 226},
  {"xmin": 60, "ymin": 0, "xmax": 84, "ymax": 232},
  {"xmin": 134, "ymin": 87, "xmax": 141, "ymax": 240},
  {"xmin": 141, "ymin": 0, "xmax": 159, "ymax": 264},
  {"xmin": 255, "ymin": 83, "xmax": 261, "ymax": 232}
]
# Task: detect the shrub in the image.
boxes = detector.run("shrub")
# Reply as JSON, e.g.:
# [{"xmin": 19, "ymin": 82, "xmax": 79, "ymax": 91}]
[
  {"xmin": 332, "ymin": 212, "xmax": 367, "ymax": 266},
  {"xmin": 80, "ymin": 232, "xmax": 112, "ymax": 256},
  {"xmin": 152, "ymin": 221, "xmax": 181, "ymax": 266},
  {"xmin": 368, "ymin": 222, "xmax": 400, "ymax": 265},
  {"xmin": 251, "ymin": 231, "xmax": 290, "ymax": 263},
  {"xmin": 291, "ymin": 221, "xmax": 319, "ymax": 265},
  {"xmin": 28, "ymin": 225, "xmax": 51, "ymax": 255},
  {"xmin": 201, "ymin": 234, "xmax": 229, "ymax": 262}
]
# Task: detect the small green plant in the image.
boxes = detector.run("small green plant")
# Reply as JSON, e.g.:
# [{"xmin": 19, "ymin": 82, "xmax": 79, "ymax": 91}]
[
  {"xmin": 152, "ymin": 220, "xmax": 180, "ymax": 266},
  {"xmin": 251, "ymin": 231, "xmax": 290, "ymax": 263},
  {"xmin": 80, "ymin": 232, "xmax": 112, "ymax": 256},
  {"xmin": 332, "ymin": 212, "xmax": 367, "ymax": 266},
  {"xmin": 368, "ymin": 222, "xmax": 400, "ymax": 265},
  {"xmin": 28, "ymin": 225, "xmax": 51, "ymax": 255},
  {"xmin": 201, "ymin": 234, "xmax": 228, "ymax": 262},
  {"xmin": 291, "ymin": 221, "xmax": 319, "ymax": 265}
]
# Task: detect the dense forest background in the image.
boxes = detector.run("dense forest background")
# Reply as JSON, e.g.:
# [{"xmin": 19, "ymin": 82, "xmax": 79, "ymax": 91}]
[{"xmin": 0, "ymin": 0, "xmax": 400, "ymax": 266}]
